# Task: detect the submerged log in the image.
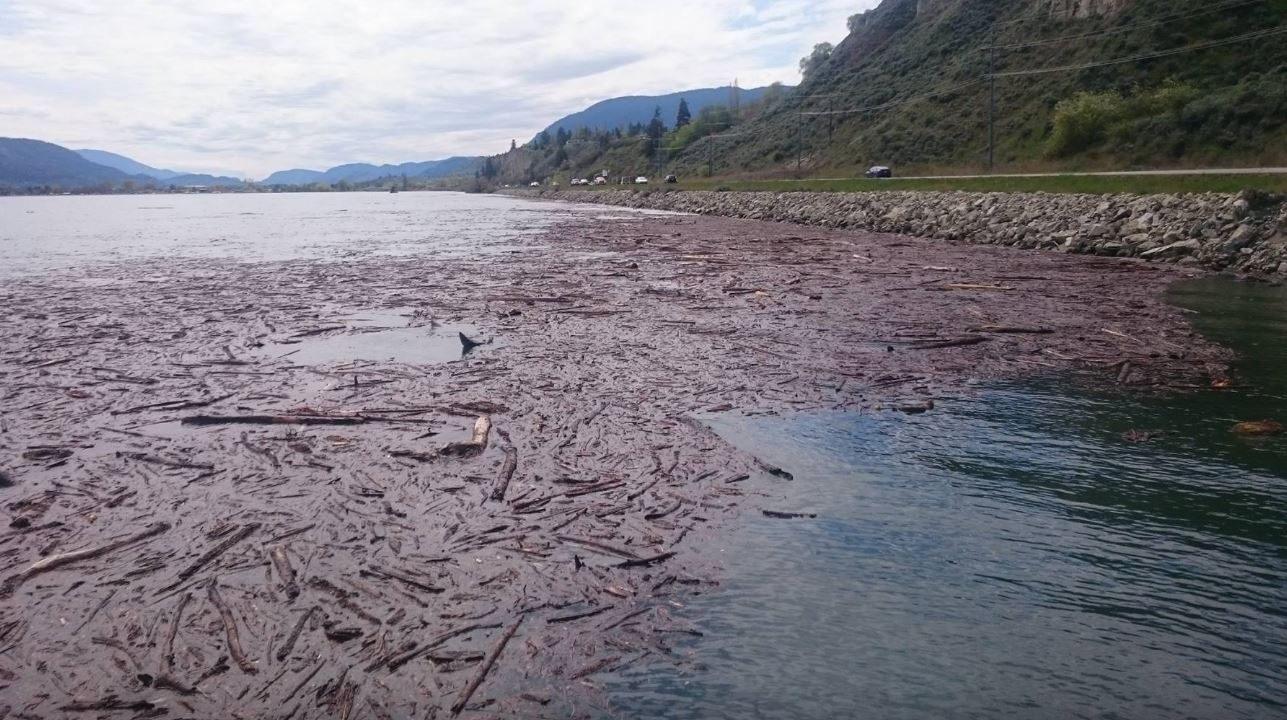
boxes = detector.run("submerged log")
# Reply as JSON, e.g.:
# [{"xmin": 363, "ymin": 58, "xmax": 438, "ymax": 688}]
[{"xmin": 0, "ymin": 522, "xmax": 171, "ymax": 599}]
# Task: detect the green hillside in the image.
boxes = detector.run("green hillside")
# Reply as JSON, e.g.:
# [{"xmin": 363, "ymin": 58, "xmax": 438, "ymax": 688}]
[
  {"xmin": 488, "ymin": 0, "xmax": 1285, "ymax": 184},
  {"xmin": 701, "ymin": 0, "xmax": 1287, "ymax": 176}
]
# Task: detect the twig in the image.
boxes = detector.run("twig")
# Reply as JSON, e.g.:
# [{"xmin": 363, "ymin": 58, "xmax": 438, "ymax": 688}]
[{"xmin": 450, "ymin": 615, "xmax": 524, "ymax": 715}]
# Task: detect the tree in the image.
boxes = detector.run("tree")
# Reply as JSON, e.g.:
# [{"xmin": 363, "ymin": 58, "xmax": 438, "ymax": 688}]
[
  {"xmin": 510, "ymin": 139, "xmax": 517, "ymax": 151},
  {"xmin": 646, "ymin": 105, "xmax": 666, "ymax": 140},
  {"xmin": 798, "ymin": 42, "xmax": 834, "ymax": 80},
  {"xmin": 675, "ymin": 98, "xmax": 692, "ymax": 128}
]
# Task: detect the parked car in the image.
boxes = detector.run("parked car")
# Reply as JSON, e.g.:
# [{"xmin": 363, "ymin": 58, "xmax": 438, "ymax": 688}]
[
  {"xmin": 529, "ymin": 181, "xmax": 540, "ymax": 187},
  {"xmin": 593, "ymin": 176, "xmax": 608, "ymax": 185},
  {"xmin": 635, "ymin": 176, "xmax": 649, "ymax": 184},
  {"xmin": 865, "ymin": 165, "xmax": 893, "ymax": 178},
  {"xmin": 664, "ymin": 174, "xmax": 678, "ymax": 184}
]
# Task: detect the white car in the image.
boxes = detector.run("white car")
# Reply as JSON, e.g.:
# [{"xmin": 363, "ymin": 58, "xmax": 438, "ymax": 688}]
[
  {"xmin": 529, "ymin": 181, "xmax": 540, "ymax": 187},
  {"xmin": 634, "ymin": 176, "xmax": 649, "ymax": 184},
  {"xmin": 593, "ymin": 176, "xmax": 607, "ymax": 185}
]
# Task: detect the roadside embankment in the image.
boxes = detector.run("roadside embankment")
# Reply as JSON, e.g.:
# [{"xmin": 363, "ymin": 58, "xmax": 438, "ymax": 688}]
[{"xmin": 507, "ymin": 188, "xmax": 1287, "ymax": 275}]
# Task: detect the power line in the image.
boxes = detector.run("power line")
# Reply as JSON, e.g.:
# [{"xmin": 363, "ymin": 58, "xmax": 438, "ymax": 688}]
[
  {"xmin": 799, "ymin": 78, "xmax": 985, "ymax": 117},
  {"xmin": 986, "ymin": 0, "xmax": 1265, "ymax": 51},
  {"xmin": 994, "ymin": 24, "xmax": 1287, "ymax": 77}
]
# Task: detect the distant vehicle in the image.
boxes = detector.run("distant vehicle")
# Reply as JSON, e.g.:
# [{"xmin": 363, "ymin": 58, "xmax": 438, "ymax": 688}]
[
  {"xmin": 865, "ymin": 166, "xmax": 893, "ymax": 178},
  {"xmin": 635, "ymin": 176, "xmax": 649, "ymax": 184},
  {"xmin": 529, "ymin": 181, "xmax": 540, "ymax": 187},
  {"xmin": 664, "ymin": 174, "xmax": 678, "ymax": 184},
  {"xmin": 571, "ymin": 178, "xmax": 589, "ymax": 186},
  {"xmin": 593, "ymin": 176, "xmax": 607, "ymax": 185}
]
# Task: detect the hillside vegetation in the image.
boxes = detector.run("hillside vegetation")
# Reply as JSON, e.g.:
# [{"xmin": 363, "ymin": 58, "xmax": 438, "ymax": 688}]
[
  {"xmin": 489, "ymin": 0, "xmax": 1285, "ymax": 183},
  {"xmin": 702, "ymin": 0, "xmax": 1287, "ymax": 176}
]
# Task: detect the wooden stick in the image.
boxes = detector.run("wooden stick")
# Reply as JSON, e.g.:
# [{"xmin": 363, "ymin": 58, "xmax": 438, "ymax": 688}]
[
  {"xmin": 207, "ymin": 580, "xmax": 257, "ymax": 674},
  {"xmin": 276, "ymin": 606, "xmax": 317, "ymax": 662},
  {"xmin": 489, "ymin": 446, "xmax": 518, "ymax": 501},
  {"xmin": 270, "ymin": 547, "xmax": 299, "ymax": 601},
  {"xmin": 182, "ymin": 415, "xmax": 367, "ymax": 426},
  {"xmin": 0, "ymin": 522, "xmax": 171, "ymax": 599},
  {"xmin": 163, "ymin": 591, "xmax": 192, "ymax": 672},
  {"xmin": 162, "ymin": 523, "xmax": 261, "ymax": 592},
  {"xmin": 450, "ymin": 615, "xmax": 524, "ymax": 715},
  {"xmin": 910, "ymin": 336, "xmax": 990, "ymax": 350}
]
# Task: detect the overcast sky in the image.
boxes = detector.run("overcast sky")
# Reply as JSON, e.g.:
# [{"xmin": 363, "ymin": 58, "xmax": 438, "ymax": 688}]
[{"xmin": 0, "ymin": 1, "xmax": 874, "ymax": 179}]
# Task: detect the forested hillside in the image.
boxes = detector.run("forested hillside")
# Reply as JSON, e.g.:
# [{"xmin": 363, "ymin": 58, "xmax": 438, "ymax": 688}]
[
  {"xmin": 489, "ymin": 0, "xmax": 1285, "ymax": 183},
  {"xmin": 696, "ymin": 0, "xmax": 1287, "ymax": 175}
]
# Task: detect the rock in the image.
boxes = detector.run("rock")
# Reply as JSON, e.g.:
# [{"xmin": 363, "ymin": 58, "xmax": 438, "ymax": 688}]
[
  {"xmin": 1140, "ymin": 239, "xmax": 1202, "ymax": 258},
  {"xmin": 1224, "ymin": 223, "xmax": 1257, "ymax": 250}
]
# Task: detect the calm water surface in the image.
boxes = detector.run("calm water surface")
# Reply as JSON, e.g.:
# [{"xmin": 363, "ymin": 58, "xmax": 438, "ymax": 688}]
[
  {"xmin": 608, "ymin": 278, "xmax": 1287, "ymax": 719},
  {"xmin": 0, "ymin": 191, "xmax": 639, "ymax": 277}
]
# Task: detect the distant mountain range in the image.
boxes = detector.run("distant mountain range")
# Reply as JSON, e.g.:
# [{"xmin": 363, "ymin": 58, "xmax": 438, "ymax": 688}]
[
  {"xmin": 260, "ymin": 157, "xmax": 482, "ymax": 186},
  {"xmin": 2, "ymin": 85, "xmax": 801, "ymax": 190},
  {"xmin": 1, "ymin": 138, "xmax": 135, "ymax": 188},
  {"xmin": 74, "ymin": 149, "xmax": 186, "ymax": 181},
  {"xmin": 537, "ymin": 85, "xmax": 787, "ymax": 139}
]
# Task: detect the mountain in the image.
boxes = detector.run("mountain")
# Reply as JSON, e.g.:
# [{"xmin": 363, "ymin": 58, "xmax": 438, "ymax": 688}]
[
  {"xmin": 0, "ymin": 137, "xmax": 134, "ymax": 188},
  {"xmin": 260, "ymin": 157, "xmax": 482, "ymax": 185},
  {"xmin": 75, "ymin": 149, "xmax": 184, "ymax": 181},
  {"xmin": 675, "ymin": 0, "xmax": 1287, "ymax": 175},
  {"xmin": 538, "ymin": 85, "xmax": 787, "ymax": 139},
  {"xmin": 163, "ymin": 173, "xmax": 245, "ymax": 187}
]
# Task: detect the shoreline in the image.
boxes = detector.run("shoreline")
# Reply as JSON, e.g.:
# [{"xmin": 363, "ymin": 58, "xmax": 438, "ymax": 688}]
[
  {"xmin": 0, "ymin": 204, "xmax": 1233, "ymax": 715},
  {"xmin": 504, "ymin": 187, "xmax": 1287, "ymax": 277}
]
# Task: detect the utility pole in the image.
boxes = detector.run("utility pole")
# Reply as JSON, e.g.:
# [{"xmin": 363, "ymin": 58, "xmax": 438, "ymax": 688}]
[
  {"xmin": 796, "ymin": 109, "xmax": 803, "ymax": 177},
  {"xmin": 987, "ymin": 41, "xmax": 996, "ymax": 174},
  {"xmin": 707, "ymin": 135, "xmax": 714, "ymax": 177}
]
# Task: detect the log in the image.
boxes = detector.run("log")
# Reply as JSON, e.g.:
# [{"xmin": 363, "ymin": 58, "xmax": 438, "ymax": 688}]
[
  {"xmin": 450, "ymin": 615, "xmax": 524, "ymax": 715},
  {"xmin": 276, "ymin": 606, "xmax": 317, "ymax": 662},
  {"xmin": 762, "ymin": 510, "xmax": 817, "ymax": 519},
  {"xmin": 438, "ymin": 415, "xmax": 492, "ymax": 458},
  {"xmin": 162, "ymin": 591, "xmax": 192, "ymax": 672},
  {"xmin": 162, "ymin": 522, "xmax": 260, "ymax": 593},
  {"xmin": 0, "ymin": 522, "xmax": 171, "ymax": 599},
  {"xmin": 910, "ymin": 336, "xmax": 991, "ymax": 350},
  {"xmin": 182, "ymin": 415, "xmax": 367, "ymax": 426},
  {"xmin": 207, "ymin": 581, "xmax": 257, "ymax": 674},
  {"xmin": 270, "ymin": 547, "xmax": 299, "ymax": 601},
  {"xmin": 616, "ymin": 552, "xmax": 676, "ymax": 569},
  {"xmin": 489, "ymin": 446, "xmax": 518, "ymax": 501}
]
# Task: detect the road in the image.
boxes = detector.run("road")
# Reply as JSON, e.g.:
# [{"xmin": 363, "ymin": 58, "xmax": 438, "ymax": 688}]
[{"xmin": 841, "ymin": 167, "xmax": 1287, "ymax": 180}]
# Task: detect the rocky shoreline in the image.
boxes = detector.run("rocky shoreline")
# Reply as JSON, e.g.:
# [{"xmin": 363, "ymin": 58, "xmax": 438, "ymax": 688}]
[{"xmin": 506, "ymin": 188, "xmax": 1287, "ymax": 276}]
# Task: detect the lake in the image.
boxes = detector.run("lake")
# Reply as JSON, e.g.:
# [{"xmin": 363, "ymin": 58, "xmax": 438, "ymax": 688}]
[{"xmin": 2, "ymin": 192, "xmax": 1283, "ymax": 719}]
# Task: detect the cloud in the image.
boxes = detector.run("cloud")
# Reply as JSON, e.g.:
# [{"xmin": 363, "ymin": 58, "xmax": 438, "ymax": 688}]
[{"xmin": 0, "ymin": 0, "xmax": 875, "ymax": 178}]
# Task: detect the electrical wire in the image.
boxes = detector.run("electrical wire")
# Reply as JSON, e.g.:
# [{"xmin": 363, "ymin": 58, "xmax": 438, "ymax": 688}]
[
  {"xmin": 994, "ymin": 24, "xmax": 1287, "ymax": 77},
  {"xmin": 986, "ymin": 0, "xmax": 1265, "ymax": 51}
]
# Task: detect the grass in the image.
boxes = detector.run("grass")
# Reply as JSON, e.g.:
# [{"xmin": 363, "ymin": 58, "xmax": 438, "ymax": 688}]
[{"xmin": 614, "ymin": 173, "xmax": 1287, "ymax": 195}]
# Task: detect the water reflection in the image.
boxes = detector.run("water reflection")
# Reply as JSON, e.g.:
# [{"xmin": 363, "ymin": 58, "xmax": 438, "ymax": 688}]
[{"xmin": 607, "ymin": 278, "xmax": 1287, "ymax": 720}]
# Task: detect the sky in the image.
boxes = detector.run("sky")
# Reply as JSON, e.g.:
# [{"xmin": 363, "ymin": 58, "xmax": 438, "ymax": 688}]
[{"xmin": 0, "ymin": 0, "xmax": 875, "ymax": 179}]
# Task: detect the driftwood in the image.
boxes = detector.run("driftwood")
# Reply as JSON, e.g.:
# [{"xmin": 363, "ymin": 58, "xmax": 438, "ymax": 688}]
[
  {"xmin": 379, "ymin": 622, "xmax": 502, "ymax": 673},
  {"xmin": 276, "ymin": 606, "xmax": 317, "ymax": 661},
  {"xmin": 183, "ymin": 415, "xmax": 367, "ymax": 426},
  {"xmin": 270, "ymin": 546, "xmax": 300, "ymax": 600},
  {"xmin": 163, "ymin": 591, "xmax": 192, "ymax": 672},
  {"xmin": 450, "ymin": 615, "xmax": 524, "ymax": 715},
  {"xmin": 162, "ymin": 522, "xmax": 261, "ymax": 593},
  {"xmin": 762, "ymin": 510, "xmax": 817, "ymax": 519},
  {"xmin": 968, "ymin": 325, "xmax": 1054, "ymax": 334},
  {"xmin": 489, "ymin": 445, "xmax": 518, "ymax": 501},
  {"xmin": 910, "ymin": 336, "xmax": 991, "ymax": 350},
  {"xmin": 439, "ymin": 415, "xmax": 492, "ymax": 458},
  {"xmin": 0, "ymin": 522, "xmax": 171, "ymax": 599},
  {"xmin": 208, "ymin": 580, "xmax": 257, "ymax": 674}
]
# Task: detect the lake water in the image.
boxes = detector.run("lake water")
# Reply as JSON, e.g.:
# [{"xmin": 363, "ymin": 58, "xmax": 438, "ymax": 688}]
[
  {"xmin": 3, "ymin": 193, "xmax": 1284, "ymax": 718},
  {"xmin": 608, "ymin": 278, "xmax": 1287, "ymax": 719},
  {"xmin": 0, "ymin": 191, "xmax": 606, "ymax": 277}
]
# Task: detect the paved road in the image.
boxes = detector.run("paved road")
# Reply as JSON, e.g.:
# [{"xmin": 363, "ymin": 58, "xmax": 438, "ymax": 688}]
[{"xmin": 802, "ymin": 168, "xmax": 1287, "ymax": 181}]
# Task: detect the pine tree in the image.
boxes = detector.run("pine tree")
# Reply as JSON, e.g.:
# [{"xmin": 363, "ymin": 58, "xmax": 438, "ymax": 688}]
[{"xmin": 675, "ymin": 98, "xmax": 691, "ymax": 128}]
